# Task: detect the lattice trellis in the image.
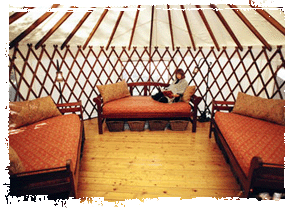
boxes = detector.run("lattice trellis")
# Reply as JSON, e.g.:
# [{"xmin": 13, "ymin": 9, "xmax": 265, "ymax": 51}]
[{"xmin": 9, "ymin": 45, "xmax": 285, "ymax": 120}]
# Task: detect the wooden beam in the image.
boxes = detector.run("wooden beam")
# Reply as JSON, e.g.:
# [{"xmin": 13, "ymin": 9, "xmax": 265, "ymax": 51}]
[
  {"xmin": 228, "ymin": 4, "xmax": 272, "ymax": 51},
  {"xmin": 35, "ymin": 6, "xmax": 76, "ymax": 49},
  {"xmin": 148, "ymin": 6, "xmax": 155, "ymax": 83},
  {"xmin": 9, "ymin": 4, "xmax": 60, "ymax": 49},
  {"xmin": 167, "ymin": 5, "xmax": 175, "ymax": 51},
  {"xmin": 195, "ymin": 5, "xmax": 220, "ymax": 51},
  {"xmin": 106, "ymin": 6, "xmax": 127, "ymax": 50},
  {"xmin": 149, "ymin": 5, "xmax": 155, "ymax": 52},
  {"xmin": 61, "ymin": 9, "xmax": 94, "ymax": 50},
  {"xmin": 128, "ymin": 5, "xmax": 141, "ymax": 50},
  {"xmin": 210, "ymin": 4, "xmax": 243, "ymax": 51},
  {"xmin": 180, "ymin": 5, "xmax": 196, "ymax": 51},
  {"xmin": 9, "ymin": 7, "xmax": 34, "ymax": 24},
  {"xmin": 250, "ymin": 5, "xmax": 285, "ymax": 35},
  {"xmin": 83, "ymin": 7, "xmax": 109, "ymax": 50}
]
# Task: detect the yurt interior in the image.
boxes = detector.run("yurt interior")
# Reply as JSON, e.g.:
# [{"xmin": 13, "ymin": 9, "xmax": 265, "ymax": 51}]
[{"xmin": 7, "ymin": 0, "xmax": 286, "ymax": 204}]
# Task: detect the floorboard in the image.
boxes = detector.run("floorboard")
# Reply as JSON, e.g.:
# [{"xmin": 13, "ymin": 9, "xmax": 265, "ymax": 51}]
[{"xmin": 78, "ymin": 119, "xmax": 241, "ymax": 202}]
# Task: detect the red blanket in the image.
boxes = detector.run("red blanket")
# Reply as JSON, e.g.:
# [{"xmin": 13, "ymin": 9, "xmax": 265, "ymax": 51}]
[
  {"xmin": 9, "ymin": 114, "xmax": 81, "ymax": 173},
  {"xmin": 215, "ymin": 112, "xmax": 285, "ymax": 177}
]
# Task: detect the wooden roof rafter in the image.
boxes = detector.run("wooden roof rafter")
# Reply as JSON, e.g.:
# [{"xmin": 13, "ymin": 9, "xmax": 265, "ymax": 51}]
[
  {"xmin": 106, "ymin": 6, "xmax": 128, "ymax": 50},
  {"xmin": 180, "ymin": 5, "xmax": 196, "ymax": 51},
  {"xmin": 148, "ymin": 5, "xmax": 155, "ymax": 82},
  {"xmin": 9, "ymin": 4, "xmax": 60, "ymax": 49},
  {"xmin": 195, "ymin": 5, "xmax": 220, "ymax": 51},
  {"xmin": 61, "ymin": 8, "xmax": 95, "ymax": 50},
  {"xmin": 149, "ymin": 5, "xmax": 155, "ymax": 52},
  {"xmin": 35, "ymin": 6, "xmax": 77, "ymax": 49},
  {"xmin": 167, "ymin": 4, "xmax": 175, "ymax": 51},
  {"xmin": 210, "ymin": 4, "xmax": 243, "ymax": 51},
  {"xmin": 128, "ymin": 5, "xmax": 141, "ymax": 50},
  {"xmin": 9, "ymin": 7, "xmax": 35, "ymax": 24},
  {"xmin": 228, "ymin": 4, "xmax": 272, "ymax": 51},
  {"xmin": 250, "ymin": 5, "xmax": 285, "ymax": 35},
  {"xmin": 83, "ymin": 7, "xmax": 110, "ymax": 50}
]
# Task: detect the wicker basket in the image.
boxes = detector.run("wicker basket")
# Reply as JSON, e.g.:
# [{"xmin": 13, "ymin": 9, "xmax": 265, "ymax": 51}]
[
  {"xmin": 106, "ymin": 119, "xmax": 125, "ymax": 132},
  {"xmin": 148, "ymin": 119, "xmax": 169, "ymax": 131},
  {"xmin": 127, "ymin": 120, "xmax": 146, "ymax": 131},
  {"xmin": 169, "ymin": 119, "xmax": 189, "ymax": 131}
]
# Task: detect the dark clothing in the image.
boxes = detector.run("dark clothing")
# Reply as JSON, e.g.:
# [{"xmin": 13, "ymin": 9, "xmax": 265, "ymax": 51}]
[
  {"xmin": 151, "ymin": 91, "xmax": 168, "ymax": 103},
  {"xmin": 173, "ymin": 95, "xmax": 181, "ymax": 103},
  {"xmin": 151, "ymin": 91, "xmax": 182, "ymax": 103}
]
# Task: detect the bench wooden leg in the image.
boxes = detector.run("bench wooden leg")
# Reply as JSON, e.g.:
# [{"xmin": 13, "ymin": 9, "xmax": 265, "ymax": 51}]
[
  {"xmin": 192, "ymin": 118, "xmax": 196, "ymax": 132},
  {"xmin": 189, "ymin": 117, "xmax": 197, "ymax": 132},
  {"xmin": 209, "ymin": 120, "xmax": 213, "ymax": 138},
  {"xmin": 98, "ymin": 116, "xmax": 103, "ymax": 134}
]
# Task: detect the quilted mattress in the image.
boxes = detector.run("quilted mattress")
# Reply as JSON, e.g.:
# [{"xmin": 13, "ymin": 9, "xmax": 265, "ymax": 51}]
[
  {"xmin": 215, "ymin": 111, "xmax": 285, "ymax": 177},
  {"xmin": 9, "ymin": 114, "xmax": 81, "ymax": 173},
  {"xmin": 102, "ymin": 96, "xmax": 192, "ymax": 118}
]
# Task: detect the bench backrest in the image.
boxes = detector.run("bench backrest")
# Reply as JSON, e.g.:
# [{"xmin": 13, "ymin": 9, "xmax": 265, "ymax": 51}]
[{"xmin": 127, "ymin": 82, "xmax": 169, "ymax": 96}]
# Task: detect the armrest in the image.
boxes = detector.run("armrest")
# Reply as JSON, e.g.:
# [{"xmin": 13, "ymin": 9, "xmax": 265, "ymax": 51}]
[
  {"xmin": 209, "ymin": 100, "xmax": 235, "ymax": 138},
  {"xmin": 212, "ymin": 100, "xmax": 235, "ymax": 111},
  {"xmin": 93, "ymin": 95, "xmax": 103, "ymax": 106},
  {"xmin": 211, "ymin": 100, "xmax": 235, "ymax": 119},
  {"xmin": 190, "ymin": 94, "xmax": 202, "ymax": 107},
  {"xmin": 93, "ymin": 95, "xmax": 103, "ymax": 116},
  {"xmin": 56, "ymin": 100, "xmax": 83, "ymax": 119},
  {"xmin": 10, "ymin": 159, "xmax": 73, "ymax": 196},
  {"xmin": 246, "ymin": 156, "xmax": 284, "ymax": 197}
]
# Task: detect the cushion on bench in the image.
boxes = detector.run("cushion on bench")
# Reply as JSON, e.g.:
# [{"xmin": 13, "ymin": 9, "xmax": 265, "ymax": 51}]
[
  {"xmin": 215, "ymin": 111, "xmax": 285, "ymax": 177},
  {"xmin": 103, "ymin": 96, "xmax": 192, "ymax": 118},
  {"xmin": 9, "ymin": 114, "xmax": 81, "ymax": 173}
]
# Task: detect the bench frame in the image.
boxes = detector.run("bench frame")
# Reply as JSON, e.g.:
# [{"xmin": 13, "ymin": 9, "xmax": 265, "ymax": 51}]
[{"xmin": 94, "ymin": 82, "xmax": 201, "ymax": 134}]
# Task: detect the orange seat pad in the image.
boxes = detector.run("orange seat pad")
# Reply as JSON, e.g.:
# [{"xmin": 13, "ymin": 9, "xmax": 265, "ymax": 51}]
[
  {"xmin": 9, "ymin": 114, "xmax": 81, "ymax": 173},
  {"xmin": 102, "ymin": 96, "xmax": 192, "ymax": 118},
  {"xmin": 215, "ymin": 112, "xmax": 285, "ymax": 177}
]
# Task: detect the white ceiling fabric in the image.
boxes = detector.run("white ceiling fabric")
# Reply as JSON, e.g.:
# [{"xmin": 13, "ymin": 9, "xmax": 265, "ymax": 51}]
[{"xmin": 9, "ymin": 2, "xmax": 285, "ymax": 49}]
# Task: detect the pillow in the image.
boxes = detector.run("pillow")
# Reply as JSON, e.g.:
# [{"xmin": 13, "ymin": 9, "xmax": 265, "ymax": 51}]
[
  {"xmin": 8, "ymin": 146, "xmax": 25, "ymax": 174},
  {"xmin": 232, "ymin": 92, "xmax": 285, "ymax": 125},
  {"xmin": 181, "ymin": 86, "xmax": 196, "ymax": 103},
  {"xmin": 9, "ymin": 96, "xmax": 61, "ymax": 129},
  {"xmin": 97, "ymin": 80, "xmax": 130, "ymax": 104}
]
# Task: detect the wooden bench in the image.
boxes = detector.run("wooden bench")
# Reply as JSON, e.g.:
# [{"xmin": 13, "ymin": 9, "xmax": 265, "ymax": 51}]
[
  {"xmin": 94, "ymin": 82, "xmax": 201, "ymax": 134},
  {"xmin": 209, "ymin": 101, "xmax": 284, "ymax": 198},
  {"xmin": 9, "ymin": 101, "xmax": 85, "ymax": 198}
]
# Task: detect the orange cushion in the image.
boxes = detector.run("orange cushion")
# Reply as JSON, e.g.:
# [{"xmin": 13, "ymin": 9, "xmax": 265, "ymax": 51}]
[
  {"xmin": 181, "ymin": 86, "xmax": 196, "ymax": 103},
  {"xmin": 215, "ymin": 111, "xmax": 285, "ymax": 177},
  {"xmin": 232, "ymin": 92, "xmax": 285, "ymax": 125},
  {"xmin": 103, "ymin": 96, "xmax": 192, "ymax": 117},
  {"xmin": 97, "ymin": 80, "xmax": 130, "ymax": 104},
  {"xmin": 9, "ymin": 96, "xmax": 61, "ymax": 129},
  {"xmin": 8, "ymin": 146, "xmax": 25, "ymax": 174}
]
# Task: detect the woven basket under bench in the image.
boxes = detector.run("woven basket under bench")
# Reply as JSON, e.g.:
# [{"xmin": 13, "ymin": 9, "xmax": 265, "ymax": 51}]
[
  {"xmin": 106, "ymin": 119, "xmax": 125, "ymax": 132},
  {"xmin": 169, "ymin": 119, "xmax": 189, "ymax": 131},
  {"xmin": 148, "ymin": 119, "xmax": 169, "ymax": 131},
  {"xmin": 127, "ymin": 119, "xmax": 146, "ymax": 131}
]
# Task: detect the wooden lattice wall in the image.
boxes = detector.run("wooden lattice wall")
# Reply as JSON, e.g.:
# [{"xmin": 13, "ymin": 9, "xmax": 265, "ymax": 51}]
[{"xmin": 9, "ymin": 45, "xmax": 285, "ymax": 120}]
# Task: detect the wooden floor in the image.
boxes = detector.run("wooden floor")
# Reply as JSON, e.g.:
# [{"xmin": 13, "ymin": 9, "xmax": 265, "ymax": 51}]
[{"xmin": 78, "ymin": 119, "xmax": 241, "ymax": 202}]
